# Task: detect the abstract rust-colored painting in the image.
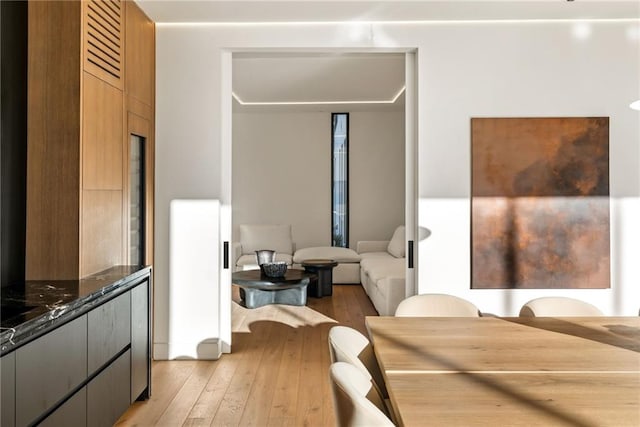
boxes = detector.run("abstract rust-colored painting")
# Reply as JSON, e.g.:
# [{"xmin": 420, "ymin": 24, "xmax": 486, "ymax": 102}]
[{"xmin": 471, "ymin": 117, "xmax": 610, "ymax": 289}]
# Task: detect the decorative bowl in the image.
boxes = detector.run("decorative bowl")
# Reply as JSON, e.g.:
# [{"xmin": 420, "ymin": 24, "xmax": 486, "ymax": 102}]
[{"xmin": 260, "ymin": 261, "xmax": 288, "ymax": 278}]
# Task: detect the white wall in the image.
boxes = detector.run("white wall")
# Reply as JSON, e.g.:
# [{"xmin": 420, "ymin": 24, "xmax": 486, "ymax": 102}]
[
  {"xmin": 232, "ymin": 110, "xmax": 404, "ymax": 249},
  {"xmin": 417, "ymin": 23, "xmax": 640, "ymax": 317},
  {"xmin": 350, "ymin": 111, "xmax": 405, "ymax": 244},
  {"xmin": 167, "ymin": 199, "xmax": 220, "ymax": 359},
  {"xmin": 154, "ymin": 28, "xmax": 222, "ymax": 357},
  {"xmin": 232, "ymin": 111, "xmax": 329, "ymax": 249},
  {"xmin": 154, "ymin": 18, "xmax": 640, "ymax": 356}
]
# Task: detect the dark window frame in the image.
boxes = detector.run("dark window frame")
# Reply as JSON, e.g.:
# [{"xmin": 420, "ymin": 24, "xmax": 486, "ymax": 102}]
[
  {"xmin": 129, "ymin": 133, "xmax": 146, "ymax": 265},
  {"xmin": 331, "ymin": 113, "xmax": 349, "ymax": 248}
]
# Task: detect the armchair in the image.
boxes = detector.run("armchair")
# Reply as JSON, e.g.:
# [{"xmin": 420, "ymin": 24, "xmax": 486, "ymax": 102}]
[{"xmin": 233, "ymin": 224, "xmax": 295, "ymax": 271}]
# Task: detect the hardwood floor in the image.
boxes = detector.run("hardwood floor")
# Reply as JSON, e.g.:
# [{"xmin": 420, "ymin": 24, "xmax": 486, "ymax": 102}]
[{"xmin": 116, "ymin": 284, "xmax": 378, "ymax": 426}]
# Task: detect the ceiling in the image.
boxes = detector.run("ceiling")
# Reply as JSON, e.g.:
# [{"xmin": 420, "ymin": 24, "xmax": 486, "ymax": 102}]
[
  {"xmin": 136, "ymin": 1, "xmax": 638, "ymax": 111},
  {"xmin": 232, "ymin": 53, "xmax": 405, "ymax": 112},
  {"xmin": 137, "ymin": 1, "xmax": 640, "ymax": 24}
]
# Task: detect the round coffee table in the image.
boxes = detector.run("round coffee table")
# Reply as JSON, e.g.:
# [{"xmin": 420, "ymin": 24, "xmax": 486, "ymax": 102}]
[
  {"xmin": 301, "ymin": 259, "xmax": 338, "ymax": 298},
  {"xmin": 232, "ymin": 269, "xmax": 315, "ymax": 309}
]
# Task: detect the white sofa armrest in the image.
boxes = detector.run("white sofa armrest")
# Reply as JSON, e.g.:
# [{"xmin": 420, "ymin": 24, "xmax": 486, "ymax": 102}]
[
  {"xmin": 232, "ymin": 242, "xmax": 243, "ymax": 267},
  {"xmin": 380, "ymin": 276, "xmax": 407, "ymax": 316},
  {"xmin": 357, "ymin": 240, "xmax": 390, "ymax": 254}
]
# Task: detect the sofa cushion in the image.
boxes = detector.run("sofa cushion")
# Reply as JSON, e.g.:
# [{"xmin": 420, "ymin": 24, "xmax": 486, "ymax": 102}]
[
  {"xmin": 293, "ymin": 246, "xmax": 361, "ymax": 263},
  {"xmin": 387, "ymin": 225, "xmax": 405, "ymax": 258},
  {"xmin": 357, "ymin": 240, "xmax": 390, "ymax": 254},
  {"xmin": 332, "ymin": 263, "xmax": 361, "ymax": 284},
  {"xmin": 360, "ymin": 251, "xmax": 394, "ymax": 261},
  {"xmin": 239, "ymin": 224, "xmax": 293, "ymax": 255},
  {"xmin": 363, "ymin": 257, "xmax": 405, "ymax": 282},
  {"xmin": 371, "ymin": 276, "xmax": 407, "ymax": 316}
]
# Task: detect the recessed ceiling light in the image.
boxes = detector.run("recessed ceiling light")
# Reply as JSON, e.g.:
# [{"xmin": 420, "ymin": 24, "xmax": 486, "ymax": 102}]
[
  {"xmin": 157, "ymin": 18, "xmax": 639, "ymax": 27},
  {"xmin": 232, "ymin": 86, "xmax": 406, "ymax": 106}
]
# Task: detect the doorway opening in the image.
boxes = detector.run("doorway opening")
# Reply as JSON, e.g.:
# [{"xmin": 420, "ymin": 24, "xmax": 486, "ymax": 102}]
[{"xmin": 221, "ymin": 50, "xmax": 418, "ymax": 352}]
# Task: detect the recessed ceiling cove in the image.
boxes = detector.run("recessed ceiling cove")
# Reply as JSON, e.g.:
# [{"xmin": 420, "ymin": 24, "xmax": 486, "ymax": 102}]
[{"xmin": 232, "ymin": 53, "xmax": 405, "ymax": 105}]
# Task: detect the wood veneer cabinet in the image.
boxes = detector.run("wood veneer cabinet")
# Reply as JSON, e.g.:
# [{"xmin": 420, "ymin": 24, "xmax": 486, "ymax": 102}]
[
  {"xmin": 125, "ymin": 0, "xmax": 154, "ymax": 110},
  {"xmin": 125, "ymin": 0, "xmax": 155, "ymax": 267},
  {"xmin": 26, "ymin": 0, "xmax": 155, "ymax": 280}
]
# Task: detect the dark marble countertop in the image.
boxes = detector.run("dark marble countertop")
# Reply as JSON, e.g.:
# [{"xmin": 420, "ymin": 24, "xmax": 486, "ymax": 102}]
[{"xmin": 1, "ymin": 265, "xmax": 152, "ymax": 355}]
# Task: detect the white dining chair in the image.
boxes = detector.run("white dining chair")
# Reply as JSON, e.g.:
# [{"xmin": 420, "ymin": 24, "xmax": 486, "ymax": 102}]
[
  {"xmin": 519, "ymin": 296, "xmax": 603, "ymax": 317},
  {"xmin": 394, "ymin": 293, "xmax": 481, "ymax": 317},
  {"xmin": 328, "ymin": 326, "xmax": 388, "ymax": 398},
  {"xmin": 329, "ymin": 362, "xmax": 395, "ymax": 427}
]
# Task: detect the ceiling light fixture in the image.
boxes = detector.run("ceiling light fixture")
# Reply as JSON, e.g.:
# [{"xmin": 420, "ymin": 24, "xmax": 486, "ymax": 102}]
[
  {"xmin": 232, "ymin": 86, "xmax": 406, "ymax": 106},
  {"xmin": 630, "ymin": 100, "xmax": 640, "ymax": 111},
  {"xmin": 157, "ymin": 18, "xmax": 639, "ymax": 27}
]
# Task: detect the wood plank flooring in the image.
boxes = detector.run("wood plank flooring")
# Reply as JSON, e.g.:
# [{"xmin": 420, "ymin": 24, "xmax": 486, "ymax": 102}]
[{"xmin": 116, "ymin": 284, "xmax": 378, "ymax": 426}]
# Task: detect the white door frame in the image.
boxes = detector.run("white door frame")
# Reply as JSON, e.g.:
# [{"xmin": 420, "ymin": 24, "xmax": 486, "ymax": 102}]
[
  {"xmin": 220, "ymin": 50, "xmax": 233, "ymax": 353},
  {"xmin": 219, "ymin": 48, "xmax": 419, "ymax": 352},
  {"xmin": 405, "ymin": 51, "xmax": 418, "ymax": 298}
]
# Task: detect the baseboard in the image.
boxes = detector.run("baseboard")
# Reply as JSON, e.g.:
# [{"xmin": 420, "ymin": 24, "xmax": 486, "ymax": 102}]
[
  {"xmin": 153, "ymin": 340, "xmax": 221, "ymax": 360},
  {"xmin": 153, "ymin": 343, "xmax": 169, "ymax": 360}
]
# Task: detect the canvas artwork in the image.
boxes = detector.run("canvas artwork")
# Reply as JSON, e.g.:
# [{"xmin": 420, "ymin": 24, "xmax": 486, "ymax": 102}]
[{"xmin": 471, "ymin": 117, "xmax": 610, "ymax": 289}]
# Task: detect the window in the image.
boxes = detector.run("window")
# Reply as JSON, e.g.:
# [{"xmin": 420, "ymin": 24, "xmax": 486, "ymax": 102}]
[{"xmin": 332, "ymin": 113, "xmax": 349, "ymax": 247}]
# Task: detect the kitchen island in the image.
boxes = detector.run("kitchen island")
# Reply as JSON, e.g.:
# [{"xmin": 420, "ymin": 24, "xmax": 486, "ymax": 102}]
[{"xmin": 1, "ymin": 265, "xmax": 152, "ymax": 427}]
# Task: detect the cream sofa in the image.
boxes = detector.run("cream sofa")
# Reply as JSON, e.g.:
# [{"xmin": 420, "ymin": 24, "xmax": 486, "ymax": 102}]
[
  {"xmin": 357, "ymin": 226, "xmax": 406, "ymax": 316},
  {"xmin": 233, "ymin": 224, "xmax": 295, "ymax": 271},
  {"xmin": 293, "ymin": 246, "xmax": 361, "ymax": 284},
  {"xmin": 233, "ymin": 223, "xmax": 406, "ymax": 315}
]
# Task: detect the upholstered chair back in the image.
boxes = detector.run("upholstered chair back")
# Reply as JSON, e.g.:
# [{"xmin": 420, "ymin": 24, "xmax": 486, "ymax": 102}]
[
  {"xmin": 328, "ymin": 326, "xmax": 388, "ymax": 398},
  {"xmin": 329, "ymin": 362, "xmax": 394, "ymax": 427},
  {"xmin": 519, "ymin": 297, "xmax": 603, "ymax": 317},
  {"xmin": 395, "ymin": 293, "xmax": 480, "ymax": 317}
]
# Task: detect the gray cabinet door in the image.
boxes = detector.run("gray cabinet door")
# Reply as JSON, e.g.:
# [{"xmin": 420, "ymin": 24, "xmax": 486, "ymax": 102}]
[
  {"xmin": 15, "ymin": 315, "xmax": 87, "ymax": 427},
  {"xmin": 87, "ymin": 291, "xmax": 131, "ymax": 374},
  {"xmin": 87, "ymin": 349, "xmax": 131, "ymax": 427},
  {"xmin": 1, "ymin": 352, "xmax": 16, "ymax": 427},
  {"xmin": 130, "ymin": 281, "xmax": 149, "ymax": 401},
  {"xmin": 39, "ymin": 387, "xmax": 87, "ymax": 427}
]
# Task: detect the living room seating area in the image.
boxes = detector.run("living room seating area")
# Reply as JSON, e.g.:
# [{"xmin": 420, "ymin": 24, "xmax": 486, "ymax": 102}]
[{"xmin": 233, "ymin": 224, "xmax": 408, "ymax": 315}]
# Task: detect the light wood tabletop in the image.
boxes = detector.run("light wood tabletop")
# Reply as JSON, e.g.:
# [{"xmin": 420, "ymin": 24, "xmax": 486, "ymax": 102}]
[
  {"xmin": 366, "ymin": 316, "xmax": 640, "ymax": 426},
  {"xmin": 366, "ymin": 316, "xmax": 640, "ymax": 373},
  {"xmin": 385, "ymin": 371, "xmax": 640, "ymax": 427}
]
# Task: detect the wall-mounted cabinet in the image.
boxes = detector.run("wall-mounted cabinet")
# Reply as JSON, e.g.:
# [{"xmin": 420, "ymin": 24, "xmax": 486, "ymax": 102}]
[
  {"xmin": 125, "ymin": 0, "xmax": 155, "ymax": 267},
  {"xmin": 26, "ymin": 0, "xmax": 155, "ymax": 280},
  {"xmin": 82, "ymin": 0, "xmax": 124, "ymax": 90},
  {"xmin": 125, "ymin": 0, "xmax": 155, "ymax": 112}
]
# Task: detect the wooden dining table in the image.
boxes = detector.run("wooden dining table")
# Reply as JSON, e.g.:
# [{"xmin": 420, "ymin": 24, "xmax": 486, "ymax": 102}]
[{"xmin": 366, "ymin": 316, "xmax": 640, "ymax": 427}]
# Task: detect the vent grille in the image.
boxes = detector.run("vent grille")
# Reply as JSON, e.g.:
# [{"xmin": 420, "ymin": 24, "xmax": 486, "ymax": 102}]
[{"xmin": 84, "ymin": 0, "xmax": 122, "ymax": 84}]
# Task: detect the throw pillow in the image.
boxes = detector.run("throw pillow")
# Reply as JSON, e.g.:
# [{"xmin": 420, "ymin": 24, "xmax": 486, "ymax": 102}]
[{"xmin": 387, "ymin": 225, "xmax": 405, "ymax": 258}]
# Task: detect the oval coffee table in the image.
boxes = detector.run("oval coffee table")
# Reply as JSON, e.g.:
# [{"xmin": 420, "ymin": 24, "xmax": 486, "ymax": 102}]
[{"xmin": 232, "ymin": 269, "xmax": 315, "ymax": 309}]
